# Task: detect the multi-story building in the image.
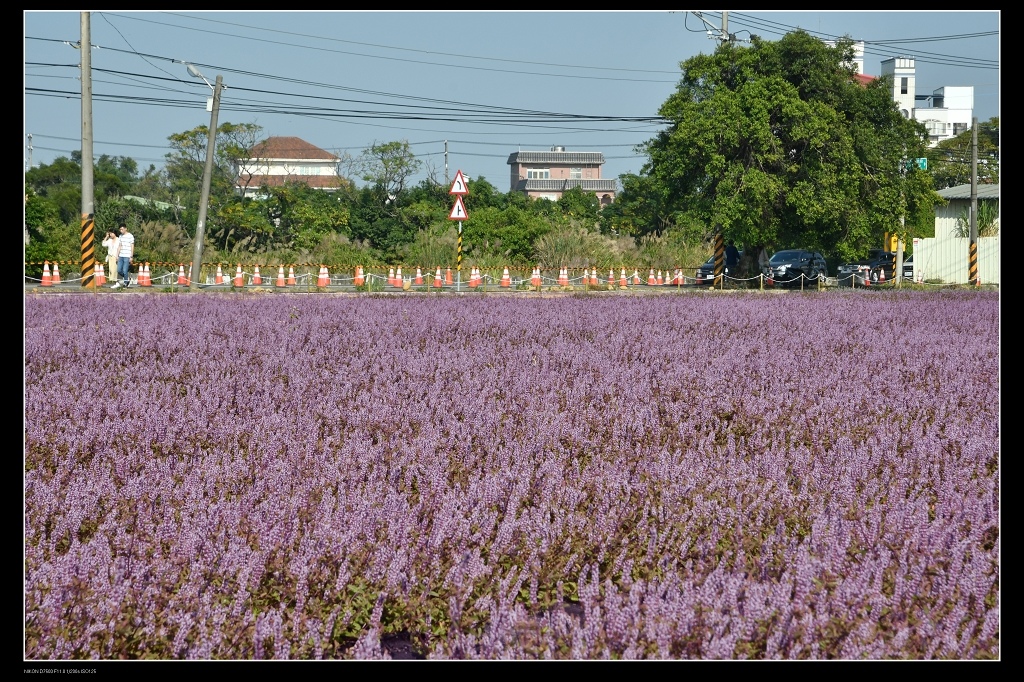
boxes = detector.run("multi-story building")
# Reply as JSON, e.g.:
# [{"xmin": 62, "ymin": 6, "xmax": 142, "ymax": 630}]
[
  {"xmin": 234, "ymin": 136, "xmax": 345, "ymax": 199},
  {"xmin": 830, "ymin": 40, "xmax": 975, "ymax": 147},
  {"xmin": 507, "ymin": 146, "xmax": 617, "ymax": 205}
]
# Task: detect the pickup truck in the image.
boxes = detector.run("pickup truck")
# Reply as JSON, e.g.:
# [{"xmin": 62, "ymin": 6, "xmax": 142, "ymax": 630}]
[{"xmin": 837, "ymin": 249, "xmax": 898, "ymax": 287}]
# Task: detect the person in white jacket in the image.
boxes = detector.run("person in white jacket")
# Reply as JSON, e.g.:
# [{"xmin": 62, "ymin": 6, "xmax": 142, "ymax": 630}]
[{"xmin": 101, "ymin": 231, "xmax": 119, "ymax": 286}]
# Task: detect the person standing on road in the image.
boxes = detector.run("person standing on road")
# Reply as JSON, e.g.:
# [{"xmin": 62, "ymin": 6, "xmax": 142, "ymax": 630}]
[
  {"xmin": 101, "ymin": 230, "xmax": 119, "ymax": 286},
  {"xmin": 725, "ymin": 240, "xmax": 740, "ymax": 273},
  {"xmin": 113, "ymin": 224, "xmax": 134, "ymax": 289}
]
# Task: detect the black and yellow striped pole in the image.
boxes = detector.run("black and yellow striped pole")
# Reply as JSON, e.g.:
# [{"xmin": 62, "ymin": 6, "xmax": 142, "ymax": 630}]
[
  {"xmin": 713, "ymin": 233, "xmax": 725, "ymax": 289},
  {"xmin": 968, "ymin": 117, "xmax": 979, "ymax": 286},
  {"xmin": 968, "ymin": 240, "xmax": 978, "ymax": 286},
  {"xmin": 80, "ymin": 213, "xmax": 96, "ymax": 289}
]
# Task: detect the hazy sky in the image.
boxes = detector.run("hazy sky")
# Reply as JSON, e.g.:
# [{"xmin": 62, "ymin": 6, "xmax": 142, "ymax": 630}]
[{"xmin": 24, "ymin": 11, "xmax": 1000, "ymax": 189}]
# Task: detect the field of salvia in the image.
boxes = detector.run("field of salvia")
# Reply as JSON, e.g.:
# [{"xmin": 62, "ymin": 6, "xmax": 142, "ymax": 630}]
[{"xmin": 24, "ymin": 291, "xmax": 999, "ymax": 660}]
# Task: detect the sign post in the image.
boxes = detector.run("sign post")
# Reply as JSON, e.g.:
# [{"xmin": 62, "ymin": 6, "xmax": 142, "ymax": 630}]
[{"xmin": 449, "ymin": 170, "xmax": 469, "ymax": 292}]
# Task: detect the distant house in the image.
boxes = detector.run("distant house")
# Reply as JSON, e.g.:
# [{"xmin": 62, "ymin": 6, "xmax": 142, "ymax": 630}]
[
  {"xmin": 234, "ymin": 136, "xmax": 345, "ymax": 199},
  {"xmin": 507, "ymin": 146, "xmax": 617, "ymax": 205}
]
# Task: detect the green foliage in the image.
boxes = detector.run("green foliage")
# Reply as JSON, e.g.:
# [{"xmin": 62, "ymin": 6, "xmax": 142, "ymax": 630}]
[
  {"xmin": 532, "ymin": 226, "xmax": 621, "ymax": 269},
  {"xmin": 927, "ymin": 117, "xmax": 999, "ymax": 189},
  {"xmin": 310, "ymin": 233, "xmax": 379, "ymax": 269},
  {"xmin": 639, "ymin": 31, "xmax": 935, "ymax": 264},
  {"xmin": 399, "ymin": 225, "xmax": 458, "ymax": 270},
  {"xmin": 132, "ymin": 221, "xmax": 193, "ymax": 265},
  {"xmin": 461, "ymin": 206, "xmax": 552, "ymax": 267},
  {"xmin": 25, "ymin": 216, "xmax": 79, "ymax": 275},
  {"xmin": 952, "ymin": 200, "xmax": 999, "ymax": 237},
  {"xmin": 164, "ymin": 122, "xmax": 262, "ymax": 215},
  {"xmin": 556, "ymin": 186, "xmax": 600, "ymax": 225},
  {"xmin": 355, "ymin": 140, "xmax": 421, "ymax": 205}
]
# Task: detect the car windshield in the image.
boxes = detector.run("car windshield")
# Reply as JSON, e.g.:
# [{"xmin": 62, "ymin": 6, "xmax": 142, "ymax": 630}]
[{"xmin": 769, "ymin": 250, "xmax": 802, "ymax": 264}]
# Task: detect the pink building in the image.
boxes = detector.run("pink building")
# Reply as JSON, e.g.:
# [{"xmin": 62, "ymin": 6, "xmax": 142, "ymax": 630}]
[{"xmin": 507, "ymin": 146, "xmax": 617, "ymax": 205}]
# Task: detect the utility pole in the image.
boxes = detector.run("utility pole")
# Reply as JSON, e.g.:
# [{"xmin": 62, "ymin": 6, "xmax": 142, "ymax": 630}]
[
  {"xmin": 189, "ymin": 72, "xmax": 224, "ymax": 290},
  {"xmin": 80, "ymin": 12, "xmax": 96, "ymax": 289},
  {"xmin": 968, "ymin": 117, "xmax": 979, "ymax": 286},
  {"xmin": 691, "ymin": 11, "xmax": 734, "ymax": 44},
  {"xmin": 444, "ymin": 140, "xmax": 449, "ymax": 186}
]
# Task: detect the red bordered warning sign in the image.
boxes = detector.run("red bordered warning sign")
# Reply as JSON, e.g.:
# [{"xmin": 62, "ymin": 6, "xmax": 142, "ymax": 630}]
[
  {"xmin": 449, "ymin": 170, "xmax": 468, "ymax": 195},
  {"xmin": 449, "ymin": 195, "xmax": 468, "ymax": 221}
]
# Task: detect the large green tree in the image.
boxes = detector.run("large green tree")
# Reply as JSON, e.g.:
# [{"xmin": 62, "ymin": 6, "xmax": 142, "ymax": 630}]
[{"xmin": 640, "ymin": 31, "xmax": 936, "ymax": 268}]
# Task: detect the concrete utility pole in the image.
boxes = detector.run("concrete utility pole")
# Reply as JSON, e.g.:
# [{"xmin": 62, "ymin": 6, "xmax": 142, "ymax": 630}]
[
  {"xmin": 189, "ymin": 71, "xmax": 224, "ymax": 290},
  {"xmin": 691, "ymin": 11, "xmax": 734, "ymax": 44},
  {"xmin": 80, "ymin": 12, "xmax": 96, "ymax": 289}
]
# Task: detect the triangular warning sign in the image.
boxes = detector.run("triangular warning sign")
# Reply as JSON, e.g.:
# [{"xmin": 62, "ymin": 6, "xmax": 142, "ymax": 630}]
[
  {"xmin": 449, "ymin": 170, "xmax": 469, "ymax": 195},
  {"xmin": 449, "ymin": 196, "xmax": 468, "ymax": 221}
]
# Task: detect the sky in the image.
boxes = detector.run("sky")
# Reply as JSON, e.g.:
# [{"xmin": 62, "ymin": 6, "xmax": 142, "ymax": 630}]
[{"xmin": 24, "ymin": 11, "xmax": 1000, "ymax": 191}]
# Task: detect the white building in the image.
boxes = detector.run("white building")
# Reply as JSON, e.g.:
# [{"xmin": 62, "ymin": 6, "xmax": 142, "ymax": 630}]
[
  {"xmin": 828, "ymin": 41, "xmax": 976, "ymax": 148},
  {"xmin": 878, "ymin": 56, "xmax": 973, "ymax": 147}
]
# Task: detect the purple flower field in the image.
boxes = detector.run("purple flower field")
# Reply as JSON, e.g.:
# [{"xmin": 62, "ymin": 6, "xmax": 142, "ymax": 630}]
[{"xmin": 24, "ymin": 291, "xmax": 1000, "ymax": 660}]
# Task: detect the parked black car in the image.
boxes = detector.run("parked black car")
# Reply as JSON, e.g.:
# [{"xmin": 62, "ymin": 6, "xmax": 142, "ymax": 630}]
[
  {"xmin": 694, "ymin": 252, "xmax": 742, "ymax": 285},
  {"xmin": 765, "ymin": 250, "xmax": 828, "ymax": 288},
  {"xmin": 837, "ymin": 250, "xmax": 897, "ymax": 287}
]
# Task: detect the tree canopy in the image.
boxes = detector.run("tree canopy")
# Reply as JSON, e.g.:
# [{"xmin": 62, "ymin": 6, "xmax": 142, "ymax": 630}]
[
  {"xmin": 639, "ymin": 31, "xmax": 937, "ymax": 265},
  {"xmin": 927, "ymin": 117, "xmax": 999, "ymax": 189}
]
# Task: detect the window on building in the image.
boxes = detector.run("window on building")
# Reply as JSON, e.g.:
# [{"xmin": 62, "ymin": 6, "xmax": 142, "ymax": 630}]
[
  {"xmin": 901, "ymin": 77, "xmax": 908, "ymax": 95},
  {"xmin": 527, "ymin": 169, "xmax": 550, "ymax": 179},
  {"xmin": 570, "ymin": 167, "xmax": 582, "ymax": 179}
]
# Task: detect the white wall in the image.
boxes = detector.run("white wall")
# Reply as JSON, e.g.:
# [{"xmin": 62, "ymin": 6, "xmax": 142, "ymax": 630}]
[{"xmin": 911, "ymin": 235, "xmax": 1000, "ymax": 285}]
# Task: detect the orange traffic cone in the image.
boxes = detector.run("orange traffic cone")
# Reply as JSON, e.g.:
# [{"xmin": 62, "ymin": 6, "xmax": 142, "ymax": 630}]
[
  {"xmin": 657, "ymin": 270, "xmax": 664, "ymax": 286},
  {"xmin": 276, "ymin": 265, "xmax": 286, "ymax": 287},
  {"xmin": 863, "ymin": 268, "xmax": 871, "ymax": 287},
  {"xmin": 632, "ymin": 269, "xmax": 641, "ymax": 285},
  {"xmin": 501, "ymin": 267, "xmax": 511, "ymax": 287},
  {"xmin": 95, "ymin": 263, "xmax": 106, "ymax": 286},
  {"xmin": 415, "ymin": 267, "xmax": 424, "ymax": 285},
  {"xmin": 878, "ymin": 268, "xmax": 885, "ymax": 284},
  {"xmin": 52, "ymin": 262, "xmax": 61, "ymax": 285},
  {"xmin": 235, "ymin": 264, "xmax": 244, "ymax": 287},
  {"xmin": 317, "ymin": 265, "xmax": 328, "ymax": 287},
  {"xmin": 558, "ymin": 267, "xmax": 568, "ymax": 287},
  {"xmin": 215, "ymin": 264, "xmax": 224, "ymax": 285},
  {"xmin": 433, "ymin": 267, "xmax": 443, "ymax": 288},
  {"xmin": 287, "ymin": 266, "xmax": 296, "ymax": 286},
  {"xmin": 387, "ymin": 267, "xmax": 395, "ymax": 286},
  {"xmin": 140, "ymin": 263, "xmax": 151, "ymax": 287},
  {"xmin": 976, "ymin": 274, "xmax": 981, "ymax": 287},
  {"xmin": 177, "ymin": 264, "xmax": 187, "ymax": 285},
  {"xmin": 468, "ymin": 266, "xmax": 478, "ymax": 288},
  {"xmin": 354, "ymin": 265, "xmax": 364, "ymax": 287},
  {"xmin": 395, "ymin": 266, "xmax": 404, "ymax": 288},
  {"xmin": 445, "ymin": 267, "xmax": 453, "ymax": 285},
  {"xmin": 647, "ymin": 268, "xmax": 656, "ymax": 286},
  {"xmin": 532, "ymin": 266, "xmax": 542, "ymax": 288},
  {"xmin": 41, "ymin": 261, "xmax": 52, "ymax": 287},
  {"xmin": 608, "ymin": 269, "xmax": 615, "ymax": 287},
  {"xmin": 252, "ymin": 265, "xmax": 262, "ymax": 286},
  {"xmin": 590, "ymin": 269, "xmax": 599, "ymax": 286},
  {"xmin": 619, "ymin": 268, "xmax": 628, "ymax": 287}
]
